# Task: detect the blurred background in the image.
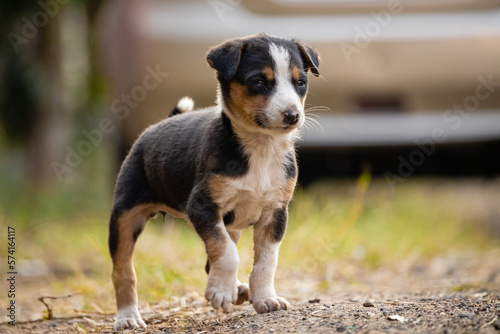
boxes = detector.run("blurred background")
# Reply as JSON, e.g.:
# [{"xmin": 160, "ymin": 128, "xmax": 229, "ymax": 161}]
[{"xmin": 1, "ymin": 0, "xmax": 499, "ymax": 323}]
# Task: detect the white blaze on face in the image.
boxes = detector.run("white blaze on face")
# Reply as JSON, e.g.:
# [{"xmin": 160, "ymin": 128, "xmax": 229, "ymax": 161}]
[{"xmin": 268, "ymin": 43, "xmax": 304, "ymax": 128}]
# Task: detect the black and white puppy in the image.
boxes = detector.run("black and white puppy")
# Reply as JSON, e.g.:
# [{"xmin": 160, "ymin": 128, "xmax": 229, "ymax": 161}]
[{"xmin": 108, "ymin": 33, "xmax": 320, "ymax": 330}]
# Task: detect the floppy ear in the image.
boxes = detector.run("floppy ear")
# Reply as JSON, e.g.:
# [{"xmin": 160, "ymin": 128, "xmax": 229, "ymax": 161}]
[
  {"xmin": 296, "ymin": 42, "xmax": 320, "ymax": 77},
  {"xmin": 206, "ymin": 39, "xmax": 244, "ymax": 81}
]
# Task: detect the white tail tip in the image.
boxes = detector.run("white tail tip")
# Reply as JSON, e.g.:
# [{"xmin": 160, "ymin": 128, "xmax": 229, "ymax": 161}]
[{"xmin": 177, "ymin": 96, "xmax": 194, "ymax": 114}]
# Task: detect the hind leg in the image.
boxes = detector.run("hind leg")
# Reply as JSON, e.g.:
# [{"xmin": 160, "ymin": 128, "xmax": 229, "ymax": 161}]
[{"xmin": 109, "ymin": 205, "xmax": 150, "ymax": 330}]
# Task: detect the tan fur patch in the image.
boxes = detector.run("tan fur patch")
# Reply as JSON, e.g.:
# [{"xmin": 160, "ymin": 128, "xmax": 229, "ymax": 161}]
[
  {"xmin": 228, "ymin": 230, "xmax": 241, "ymax": 244},
  {"xmin": 205, "ymin": 236, "xmax": 227, "ymax": 263},
  {"xmin": 282, "ymin": 177, "xmax": 297, "ymax": 204},
  {"xmin": 208, "ymin": 175, "xmax": 229, "ymax": 204},
  {"xmin": 262, "ymin": 66, "xmax": 274, "ymax": 81},
  {"xmin": 292, "ymin": 66, "xmax": 300, "ymax": 82},
  {"xmin": 112, "ymin": 206, "xmax": 145, "ymax": 309},
  {"xmin": 229, "ymin": 82, "xmax": 268, "ymax": 128}
]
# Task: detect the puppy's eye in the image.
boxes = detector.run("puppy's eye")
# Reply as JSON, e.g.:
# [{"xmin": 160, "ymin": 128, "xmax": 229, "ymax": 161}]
[
  {"xmin": 252, "ymin": 79, "xmax": 265, "ymax": 86},
  {"xmin": 250, "ymin": 77, "xmax": 268, "ymax": 92},
  {"xmin": 297, "ymin": 80, "xmax": 307, "ymax": 87}
]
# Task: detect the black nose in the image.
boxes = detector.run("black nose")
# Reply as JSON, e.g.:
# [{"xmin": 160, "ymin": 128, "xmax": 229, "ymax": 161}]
[{"xmin": 283, "ymin": 110, "xmax": 299, "ymax": 125}]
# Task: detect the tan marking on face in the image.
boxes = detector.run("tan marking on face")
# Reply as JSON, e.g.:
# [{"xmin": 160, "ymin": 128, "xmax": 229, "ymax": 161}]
[
  {"xmin": 229, "ymin": 82, "xmax": 268, "ymax": 128},
  {"xmin": 262, "ymin": 66, "xmax": 274, "ymax": 81},
  {"xmin": 292, "ymin": 66, "xmax": 300, "ymax": 82}
]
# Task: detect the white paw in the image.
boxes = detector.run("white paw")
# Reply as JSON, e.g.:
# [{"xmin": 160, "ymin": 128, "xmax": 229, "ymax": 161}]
[
  {"xmin": 205, "ymin": 280, "xmax": 238, "ymax": 311},
  {"xmin": 235, "ymin": 283, "xmax": 249, "ymax": 305},
  {"xmin": 114, "ymin": 304, "xmax": 146, "ymax": 330},
  {"xmin": 252, "ymin": 296, "xmax": 290, "ymax": 314}
]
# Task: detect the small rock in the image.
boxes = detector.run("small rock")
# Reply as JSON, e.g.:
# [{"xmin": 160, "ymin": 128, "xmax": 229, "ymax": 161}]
[
  {"xmin": 309, "ymin": 298, "xmax": 321, "ymax": 303},
  {"xmin": 337, "ymin": 326, "xmax": 346, "ymax": 332},
  {"xmin": 459, "ymin": 313, "xmax": 475, "ymax": 318},
  {"xmin": 363, "ymin": 301, "xmax": 375, "ymax": 307},
  {"xmin": 387, "ymin": 315, "xmax": 405, "ymax": 322},
  {"xmin": 492, "ymin": 320, "xmax": 500, "ymax": 330}
]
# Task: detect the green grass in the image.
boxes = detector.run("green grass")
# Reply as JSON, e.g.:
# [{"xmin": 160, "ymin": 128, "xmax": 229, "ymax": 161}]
[{"xmin": 0, "ymin": 146, "xmax": 499, "ymax": 315}]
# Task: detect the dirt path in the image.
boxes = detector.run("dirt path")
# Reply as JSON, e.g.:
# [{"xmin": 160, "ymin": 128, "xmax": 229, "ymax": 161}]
[
  {"xmin": 3, "ymin": 291, "xmax": 500, "ymax": 333},
  {"xmin": 2, "ymin": 252, "xmax": 500, "ymax": 333}
]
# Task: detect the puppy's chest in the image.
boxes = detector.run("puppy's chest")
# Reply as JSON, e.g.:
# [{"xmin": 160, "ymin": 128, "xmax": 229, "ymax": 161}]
[{"xmin": 209, "ymin": 152, "xmax": 295, "ymax": 228}]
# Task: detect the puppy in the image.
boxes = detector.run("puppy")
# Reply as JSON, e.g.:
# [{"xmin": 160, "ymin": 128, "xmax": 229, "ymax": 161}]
[{"xmin": 108, "ymin": 33, "xmax": 320, "ymax": 330}]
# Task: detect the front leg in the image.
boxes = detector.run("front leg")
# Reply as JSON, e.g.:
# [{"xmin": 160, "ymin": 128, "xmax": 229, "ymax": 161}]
[
  {"xmin": 188, "ymin": 191, "xmax": 239, "ymax": 311},
  {"xmin": 250, "ymin": 207, "xmax": 291, "ymax": 313},
  {"xmin": 205, "ymin": 230, "xmax": 249, "ymax": 305}
]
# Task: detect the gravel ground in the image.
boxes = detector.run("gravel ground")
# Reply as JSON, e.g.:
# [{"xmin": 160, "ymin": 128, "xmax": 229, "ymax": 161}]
[
  {"xmin": 2, "ymin": 252, "xmax": 500, "ymax": 334},
  {"xmin": 3, "ymin": 291, "xmax": 500, "ymax": 333}
]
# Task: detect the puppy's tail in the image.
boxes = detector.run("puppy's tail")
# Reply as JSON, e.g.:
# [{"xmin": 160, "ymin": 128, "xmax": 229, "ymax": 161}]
[{"xmin": 169, "ymin": 96, "xmax": 194, "ymax": 117}]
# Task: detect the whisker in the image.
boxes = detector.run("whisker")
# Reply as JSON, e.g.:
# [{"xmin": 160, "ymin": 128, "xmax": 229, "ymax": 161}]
[
  {"xmin": 305, "ymin": 106, "xmax": 331, "ymax": 113},
  {"xmin": 304, "ymin": 113, "xmax": 321, "ymax": 119},
  {"xmin": 307, "ymin": 120, "xmax": 321, "ymax": 134},
  {"xmin": 304, "ymin": 116, "xmax": 324, "ymax": 133}
]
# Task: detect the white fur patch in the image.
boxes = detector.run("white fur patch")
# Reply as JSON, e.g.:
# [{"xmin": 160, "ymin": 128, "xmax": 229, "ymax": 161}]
[
  {"xmin": 205, "ymin": 222, "xmax": 240, "ymax": 311},
  {"xmin": 249, "ymin": 242, "xmax": 280, "ymax": 301},
  {"xmin": 176, "ymin": 96, "xmax": 194, "ymax": 113},
  {"xmin": 249, "ymin": 237, "xmax": 290, "ymax": 314},
  {"xmin": 268, "ymin": 43, "xmax": 304, "ymax": 128},
  {"xmin": 214, "ymin": 131, "xmax": 294, "ymax": 231},
  {"xmin": 114, "ymin": 304, "xmax": 146, "ymax": 330}
]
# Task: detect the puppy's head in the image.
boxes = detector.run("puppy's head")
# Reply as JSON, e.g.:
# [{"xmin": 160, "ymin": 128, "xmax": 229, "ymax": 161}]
[{"xmin": 207, "ymin": 33, "xmax": 320, "ymax": 134}]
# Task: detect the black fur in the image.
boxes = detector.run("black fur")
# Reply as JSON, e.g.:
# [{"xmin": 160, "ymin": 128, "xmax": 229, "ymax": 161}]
[
  {"xmin": 270, "ymin": 208, "xmax": 288, "ymax": 242},
  {"xmin": 205, "ymin": 260, "xmax": 210, "ymax": 274},
  {"xmin": 187, "ymin": 186, "xmax": 222, "ymax": 242},
  {"xmin": 132, "ymin": 226, "xmax": 144, "ymax": 243},
  {"xmin": 169, "ymin": 106, "xmax": 183, "ymax": 117},
  {"xmin": 284, "ymin": 151, "xmax": 297, "ymax": 179},
  {"xmin": 223, "ymin": 210, "xmax": 236, "ymax": 226},
  {"xmin": 207, "ymin": 40, "xmax": 243, "ymax": 81},
  {"xmin": 108, "ymin": 211, "xmax": 120, "ymax": 258},
  {"xmin": 296, "ymin": 41, "xmax": 320, "ymax": 77},
  {"xmin": 123, "ymin": 110, "xmax": 247, "ymax": 213},
  {"xmin": 108, "ymin": 109, "xmax": 249, "ymax": 258}
]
